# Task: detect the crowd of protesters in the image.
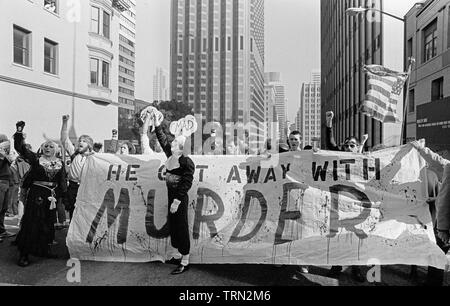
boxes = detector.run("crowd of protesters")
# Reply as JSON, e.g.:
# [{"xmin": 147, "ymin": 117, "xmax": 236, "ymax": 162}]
[{"xmin": 0, "ymin": 107, "xmax": 448, "ymax": 284}]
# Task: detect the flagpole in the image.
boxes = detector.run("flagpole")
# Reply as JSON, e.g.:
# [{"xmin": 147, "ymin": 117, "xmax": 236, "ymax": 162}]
[{"xmin": 400, "ymin": 57, "xmax": 415, "ymax": 145}]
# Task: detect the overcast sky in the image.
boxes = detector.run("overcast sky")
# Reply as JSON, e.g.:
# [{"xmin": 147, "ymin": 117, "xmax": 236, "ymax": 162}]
[{"xmin": 134, "ymin": 0, "xmax": 415, "ymax": 123}]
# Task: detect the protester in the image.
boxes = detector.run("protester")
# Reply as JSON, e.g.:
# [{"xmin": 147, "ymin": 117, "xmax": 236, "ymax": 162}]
[
  {"xmin": 119, "ymin": 141, "xmax": 136, "ymax": 155},
  {"xmin": 288, "ymin": 131, "xmax": 302, "ymax": 152},
  {"xmin": 13, "ymin": 121, "xmax": 67, "ymax": 267},
  {"xmin": 0, "ymin": 135, "xmax": 16, "ymax": 242},
  {"xmin": 12, "ymin": 143, "xmax": 32, "ymax": 227},
  {"xmin": 410, "ymin": 140, "xmax": 450, "ymax": 286},
  {"xmin": 324, "ymin": 111, "xmax": 365, "ymax": 283},
  {"xmin": 60, "ymin": 115, "xmax": 94, "ymax": 222},
  {"xmin": 140, "ymin": 111, "xmax": 165, "ymax": 157},
  {"xmin": 151, "ymin": 108, "xmax": 195, "ymax": 275}
]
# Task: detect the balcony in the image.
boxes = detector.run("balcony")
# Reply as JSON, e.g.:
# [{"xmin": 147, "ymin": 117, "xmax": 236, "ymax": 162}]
[{"xmin": 112, "ymin": 0, "xmax": 130, "ymax": 12}]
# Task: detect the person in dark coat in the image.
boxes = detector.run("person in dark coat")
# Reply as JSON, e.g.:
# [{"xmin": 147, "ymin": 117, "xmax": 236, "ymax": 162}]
[
  {"xmin": 151, "ymin": 109, "xmax": 195, "ymax": 275},
  {"xmin": 14, "ymin": 121, "xmax": 67, "ymax": 267}
]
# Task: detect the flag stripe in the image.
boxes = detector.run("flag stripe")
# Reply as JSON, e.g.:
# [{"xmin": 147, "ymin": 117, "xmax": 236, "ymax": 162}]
[
  {"xmin": 368, "ymin": 84, "xmax": 392, "ymax": 100},
  {"xmin": 366, "ymin": 90, "xmax": 398, "ymax": 110},
  {"xmin": 370, "ymin": 75, "xmax": 395, "ymax": 87}
]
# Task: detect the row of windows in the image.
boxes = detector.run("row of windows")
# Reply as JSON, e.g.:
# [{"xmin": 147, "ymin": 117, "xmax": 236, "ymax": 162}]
[
  {"xmin": 119, "ymin": 66, "xmax": 135, "ymax": 77},
  {"xmin": 119, "ymin": 86, "xmax": 134, "ymax": 96},
  {"xmin": 119, "ymin": 55, "xmax": 135, "ymax": 67},
  {"xmin": 120, "ymin": 24, "xmax": 135, "ymax": 38},
  {"xmin": 13, "ymin": 25, "xmax": 58, "ymax": 75},
  {"xmin": 119, "ymin": 97, "xmax": 135, "ymax": 106},
  {"xmin": 408, "ymin": 77, "xmax": 445, "ymax": 113},
  {"xmin": 119, "ymin": 45, "xmax": 135, "ymax": 57},
  {"xmin": 119, "ymin": 34, "xmax": 134, "ymax": 48},
  {"xmin": 178, "ymin": 35, "xmax": 247, "ymax": 54},
  {"xmin": 119, "ymin": 76, "xmax": 134, "ymax": 86}
]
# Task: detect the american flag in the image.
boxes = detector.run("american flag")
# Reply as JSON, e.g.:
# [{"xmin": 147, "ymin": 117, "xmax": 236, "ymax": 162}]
[{"xmin": 360, "ymin": 65, "xmax": 409, "ymax": 123}]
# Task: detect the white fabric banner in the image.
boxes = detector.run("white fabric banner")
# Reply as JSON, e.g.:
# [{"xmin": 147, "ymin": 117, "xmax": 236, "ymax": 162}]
[{"xmin": 66, "ymin": 145, "xmax": 449, "ymax": 269}]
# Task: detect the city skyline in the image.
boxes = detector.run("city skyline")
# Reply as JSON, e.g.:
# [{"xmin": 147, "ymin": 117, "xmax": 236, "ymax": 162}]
[{"xmin": 135, "ymin": 0, "xmax": 321, "ymax": 124}]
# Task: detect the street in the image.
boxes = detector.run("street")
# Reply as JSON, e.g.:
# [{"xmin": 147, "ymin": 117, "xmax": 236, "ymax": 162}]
[{"xmin": 0, "ymin": 217, "xmax": 448, "ymax": 287}]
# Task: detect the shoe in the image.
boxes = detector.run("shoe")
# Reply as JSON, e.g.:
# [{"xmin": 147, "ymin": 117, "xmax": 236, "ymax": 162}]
[
  {"xmin": 17, "ymin": 256, "xmax": 30, "ymax": 267},
  {"xmin": 327, "ymin": 266, "xmax": 343, "ymax": 278},
  {"xmin": 165, "ymin": 257, "xmax": 182, "ymax": 265},
  {"xmin": 351, "ymin": 267, "xmax": 365, "ymax": 283},
  {"xmin": 171, "ymin": 264, "xmax": 189, "ymax": 275},
  {"xmin": 0, "ymin": 231, "xmax": 16, "ymax": 238}
]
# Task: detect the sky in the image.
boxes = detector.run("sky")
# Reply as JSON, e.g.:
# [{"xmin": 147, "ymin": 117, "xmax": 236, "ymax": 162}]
[{"xmin": 135, "ymin": 0, "xmax": 419, "ymax": 123}]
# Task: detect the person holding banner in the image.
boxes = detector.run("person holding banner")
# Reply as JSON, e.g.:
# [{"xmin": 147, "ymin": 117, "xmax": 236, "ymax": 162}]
[
  {"xmin": 13, "ymin": 121, "xmax": 67, "ymax": 267},
  {"xmin": 151, "ymin": 108, "xmax": 195, "ymax": 275},
  {"xmin": 410, "ymin": 140, "xmax": 450, "ymax": 285},
  {"xmin": 324, "ymin": 111, "xmax": 365, "ymax": 283}
]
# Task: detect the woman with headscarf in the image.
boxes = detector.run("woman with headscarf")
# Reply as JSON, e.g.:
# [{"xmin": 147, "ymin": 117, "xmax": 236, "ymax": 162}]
[{"xmin": 13, "ymin": 121, "xmax": 67, "ymax": 267}]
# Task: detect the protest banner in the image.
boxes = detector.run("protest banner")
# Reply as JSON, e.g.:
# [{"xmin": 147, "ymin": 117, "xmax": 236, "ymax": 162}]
[{"xmin": 66, "ymin": 145, "xmax": 449, "ymax": 269}]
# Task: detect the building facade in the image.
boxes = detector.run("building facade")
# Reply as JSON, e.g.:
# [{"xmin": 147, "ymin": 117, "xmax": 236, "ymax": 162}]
[
  {"xmin": 117, "ymin": 0, "xmax": 137, "ymax": 142},
  {"xmin": 405, "ymin": 0, "xmax": 450, "ymax": 157},
  {"xmin": 264, "ymin": 84, "xmax": 279, "ymax": 141},
  {"xmin": 299, "ymin": 73, "xmax": 322, "ymax": 147},
  {"xmin": 153, "ymin": 67, "xmax": 170, "ymax": 101},
  {"xmin": 170, "ymin": 0, "xmax": 265, "ymax": 144},
  {"xmin": 0, "ymin": 0, "xmax": 126, "ymax": 149},
  {"xmin": 265, "ymin": 72, "xmax": 287, "ymax": 142},
  {"xmin": 320, "ymin": 0, "xmax": 410, "ymax": 149}
]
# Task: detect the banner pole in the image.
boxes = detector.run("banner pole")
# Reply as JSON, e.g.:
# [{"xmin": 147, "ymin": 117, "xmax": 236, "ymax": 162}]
[{"xmin": 400, "ymin": 57, "xmax": 415, "ymax": 146}]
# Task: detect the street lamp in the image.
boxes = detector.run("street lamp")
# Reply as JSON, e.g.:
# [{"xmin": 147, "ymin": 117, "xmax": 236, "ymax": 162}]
[{"xmin": 346, "ymin": 6, "xmax": 405, "ymax": 22}]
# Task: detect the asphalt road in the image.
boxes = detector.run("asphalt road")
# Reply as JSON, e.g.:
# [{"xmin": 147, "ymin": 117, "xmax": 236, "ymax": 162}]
[{"xmin": 0, "ymin": 217, "xmax": 448, "ymax": 287}]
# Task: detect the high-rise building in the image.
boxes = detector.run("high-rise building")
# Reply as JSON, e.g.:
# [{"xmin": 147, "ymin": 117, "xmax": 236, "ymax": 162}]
[
  {"xmin": 264, "ymin": 84, "xmax": 278, "ymax": 140},
  {"xmin": 321, "ymin": 0, "xmax": 412, "ymax": 149},
  {"xmin": 170, "ymin": 0, "xmax": 265, "ymax": 144},
  {"xmin": 265, "ymin": 72, "xmax": 287, "ymax": 142},
  {"xmin": 153, "ymin": 67, "xmax": 169, "ymax": 102},
  {"xmin": 299, "ymin": 77, "xmax": 322, "ymax": 147},
  {"xmin": 117, "ymin": 0, "xmax": 137, "ymax": 142},
  {"xmin": 310, "ymin": 70, "xmax": 322, "ymax": 84},
  {"xmin": 405, "ymin": 0, "xmax": 450, "ymax": 157},
  {"xmin": 0, "ymin": 0, "xmax": 125, "ymax": 149}
]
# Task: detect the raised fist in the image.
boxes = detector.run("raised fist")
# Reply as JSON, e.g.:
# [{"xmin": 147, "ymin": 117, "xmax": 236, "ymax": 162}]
[
  {"xmin": 140, "ymin": 106, "xmax": 158, "ymax": 122},
  {"xmin": 362, "ymin": 134, "xmax": 369, "ymax": 142},
  {"xmin": 326, "ymin": 111, "xmax": 334, "ymax": 120},
  {"xmin": 16, "ymin": 121, "xmax": 25, "ymax": 132},
  {"xmin": 62, "ymin": 115, "xmax": 70, "ymax": 122},
  {"xmin": 153, "ymin": 110, "xmax": 164, "ymax": 128}
]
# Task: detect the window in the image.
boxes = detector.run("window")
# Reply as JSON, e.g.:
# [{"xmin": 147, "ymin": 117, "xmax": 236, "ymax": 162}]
[
  {"xmin": 431, "ymin": 77, "xmax": 444, "ymax": 101},
  {"xmin": 408, "ymin": 89, "xmax": 415, "ymax": 113},
  {"xmin": 191, "ymin": 38, "xmax": 195, "ymax": 53},
  {"xmin": 240, "ymin": 35, "xmax": 244, "ymax": 50},
  {"xmin": 103, "ymin": 11, "xmax": 110, "ymax": 39},
  {"xmin": 102, "ymin": 61, "xmax": 109, "ymax": 88},
  {"xmin": 178, "ymin": 39, "xmax": 183, "ymax": 54},
  {"xmin": 13, "ymin": 25, "xmax": 31, "ymax": 67},
  {"xmin": 203, "ymin": 38, "xmax": 207, "ymax": 52},
  {"xmin": 44, "ymin": 39, "xmax": 58, "ymax": 74},
  {"xmin": 215, "ymin": 37, "xmax": 219, "ymax": 52},
  {"xmin": 423, "ymin": 19, "xmax": 437, "ymax": 62},
  {"xmin": 90, "ymin": 58, "xmax": 99, "ymax": 85},
  {"xmin": 228, "ymin": 36, "xmax": 231, "ymax": 51},
  {"xmin": 407, "ymin": 38, "xmax": 413, "ymax": 66},
  {"xmin": 91, "ymin": 7, "xmax": 100, "ymax": 34},
  {"xmin": 250, "ymin": 38, "xmax": 253, "ymax": 52},
  {"xmin": 44, "ymin": 0, "xmax": 58, "ymax": 13}
]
